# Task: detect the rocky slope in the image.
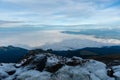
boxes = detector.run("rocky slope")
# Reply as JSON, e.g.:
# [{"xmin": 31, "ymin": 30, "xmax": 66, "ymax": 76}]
[{"xmin": 0, "ymin": 49, "xmax": 120, "ymax": 80}]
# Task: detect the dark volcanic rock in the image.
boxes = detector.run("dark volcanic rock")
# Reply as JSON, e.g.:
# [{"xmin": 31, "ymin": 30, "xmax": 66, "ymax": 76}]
[
  {"xmin": 21, "ymin": 54, "xmax": 47, "ymax": 72},
  {"xmin": 45, "ymin": 62, "xmax": 64, "ymax": 73},
  {"xmin": 33, "ymin": 55, "xmax": 47, "ymax": 71},
  {"xmin": 66, "ymin": 57, "xmax": 83, "ymax": 66},
  {"xmin": 107, "ymin": 68, "xmax": 114, "ymax": 77},
  {"xmin": 7, "ymin": 70, "xmax": 16, "ymax": 75}
]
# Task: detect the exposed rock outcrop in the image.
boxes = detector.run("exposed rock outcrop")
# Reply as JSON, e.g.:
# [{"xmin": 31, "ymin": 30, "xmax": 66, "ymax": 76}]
[{"xmin": 0, "ymin": 49, "xmax": 119, "ymax": 80}]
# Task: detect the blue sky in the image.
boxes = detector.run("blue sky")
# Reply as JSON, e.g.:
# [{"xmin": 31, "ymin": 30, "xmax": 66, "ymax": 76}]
[{"xmin": 0, "ymin": 0, "xmax": 120, "ymax": 27}]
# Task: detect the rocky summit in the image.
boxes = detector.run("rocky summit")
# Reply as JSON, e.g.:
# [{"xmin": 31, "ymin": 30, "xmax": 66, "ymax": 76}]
[{"xmin": 0, "ymin": 49, "xmax": 120, "ymax": 80}]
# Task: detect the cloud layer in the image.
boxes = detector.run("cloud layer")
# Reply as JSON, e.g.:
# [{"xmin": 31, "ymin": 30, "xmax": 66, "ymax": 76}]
[{"xmin": 0, "ymin": 30, "xmax": 120, "ymax": 50}]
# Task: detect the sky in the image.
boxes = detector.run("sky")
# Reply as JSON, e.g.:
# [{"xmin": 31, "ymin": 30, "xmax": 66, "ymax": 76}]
[
  {"xmin": 1, "ymin": 0, "xmax": 120, "ymax": 49},
  {"xmin": 0, "ymin": 0, "xmax": 120, "ymax": 27}
]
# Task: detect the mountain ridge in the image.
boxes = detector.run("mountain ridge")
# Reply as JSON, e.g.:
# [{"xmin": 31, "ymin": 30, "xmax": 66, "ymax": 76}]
[
  {"xmin": 0, "ymin": 46, "xmax": 28, "ymax": 63},
  {"xmin": 0, "ymin": 45, "xmax": 120, "ymax": 64}
]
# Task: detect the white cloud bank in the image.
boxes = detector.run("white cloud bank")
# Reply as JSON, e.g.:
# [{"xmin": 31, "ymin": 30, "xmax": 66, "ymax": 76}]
[{"xmin": 0, "ymin": 30, "xmax": 120, "ymax": 50}]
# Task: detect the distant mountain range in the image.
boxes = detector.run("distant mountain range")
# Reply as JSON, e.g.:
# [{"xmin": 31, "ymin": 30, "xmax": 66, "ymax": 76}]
[
  {"xmin": 0, "ymin": 46, "xmax": 28, "ymax": 63},
  {"xmin": 50, "ymin": 46, "xmax": 120, "ymax": 57},
  {"xmin": 0, "ymin": 46, "xmax": 120, "ymax": 63}
]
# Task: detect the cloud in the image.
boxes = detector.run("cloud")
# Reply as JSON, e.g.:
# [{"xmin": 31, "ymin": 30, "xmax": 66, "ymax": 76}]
[
  {"xmin": 0, "ymin": 20, "xmax": 24, "ymax": 27},
  {"xmin": 0, "ymin": 0, "xmax": 120, "ymax": 25},
  {"xmin": 0, "ymin": 30, "xmax": 120, "ymax": 50}
]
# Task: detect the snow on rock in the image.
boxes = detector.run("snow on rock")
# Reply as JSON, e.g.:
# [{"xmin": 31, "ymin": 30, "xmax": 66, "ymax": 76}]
[
  {"xmin": 52, "ymin": 65, "xmax": 91, "ymax": 80},
  {"xmin": 112, "ymin": 65, "xmax": 120, "ymax": 80},
  {"xmin": 16, "ymin": 70, "xmax": 51, "ymax": 80},
  {"xmin": 85, "ymin": 60, "xmax": 110, "ymax": 80},
  {"xmin": 114, "ymin": 72, "xmax": 120, "ymax": 80},
  {"xmin": 0, "ymin": 63, "xmax": 16, "ymax": 79},
  {"xmin": 0, "ymin": 69, "xmax": 9, "ymax": 79},
  {"xmin": 52, "ymin": 60, "xmax": 113, "ymax": 80},
  {"xmin": 0, "ymin": 63, "xmax": 16, "ymax": 72},
  {"xmin": 0, "ymin": 52, "xmax": 118, "ymax": 80}
]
